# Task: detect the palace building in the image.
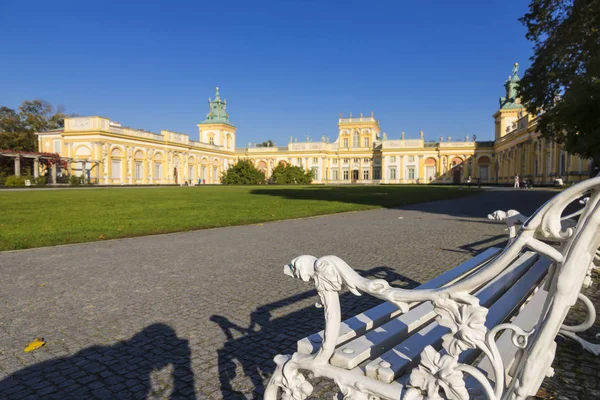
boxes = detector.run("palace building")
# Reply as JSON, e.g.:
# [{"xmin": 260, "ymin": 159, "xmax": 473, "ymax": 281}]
[{"xmin": 35, "ymin": 65, "xmax": 593, "ymax": 185}]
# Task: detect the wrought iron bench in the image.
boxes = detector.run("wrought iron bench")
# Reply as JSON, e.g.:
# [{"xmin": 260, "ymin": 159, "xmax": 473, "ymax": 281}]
[{"xmin": 265, "ymin": 177, "xmax": 600, "ymax": 400}]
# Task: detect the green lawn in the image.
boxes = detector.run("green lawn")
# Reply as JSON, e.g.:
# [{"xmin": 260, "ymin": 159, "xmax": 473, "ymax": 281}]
[{"xmin": 0, "ymin": 185, "xmax": 481, "ymax": 251}]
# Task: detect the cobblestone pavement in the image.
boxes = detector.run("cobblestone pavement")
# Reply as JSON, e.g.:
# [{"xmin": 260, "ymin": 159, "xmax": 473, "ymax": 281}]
[{"xmin": 0, "ymin": 189, "xmax": 598, "ymax": 399}]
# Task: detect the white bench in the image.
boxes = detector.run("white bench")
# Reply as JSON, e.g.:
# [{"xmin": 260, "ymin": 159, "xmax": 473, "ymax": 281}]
[{"xmin": 265, "ymin": 177, "xmax": 600, "ymax": 400}]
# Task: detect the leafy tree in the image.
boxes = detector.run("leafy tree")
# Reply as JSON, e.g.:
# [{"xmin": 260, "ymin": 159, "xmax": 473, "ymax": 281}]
[
  {"xmin": 0, "ymin": 100, "xmax": 67, "ymax": 152},
  {"xmin": 518, "ymin": 0, "xmax": 600, "ymax": 169},
  {"xmin": 271, "ymin": 163, "xmax": 313, "ymax": 184},
  {"xmin": 256, "ymin": 140, "xmax": 275, "ymax": 148},
  {"xmin": 221, "ymin": 159, "xmax": 266, "ymax": 184}
]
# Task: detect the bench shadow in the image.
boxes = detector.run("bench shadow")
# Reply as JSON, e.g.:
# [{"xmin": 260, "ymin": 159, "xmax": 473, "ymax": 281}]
[
  {"xmin": 210, "ymin": 266, "xmax": 420, "ymax": 399},
  {"xmin": 0, "ymin": 323, "xmax": 196, "ymax": 400}
]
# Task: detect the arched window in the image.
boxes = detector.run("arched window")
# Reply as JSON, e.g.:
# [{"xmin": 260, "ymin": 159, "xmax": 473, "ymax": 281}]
[{"xmin": 353, "ymin": 132, "xmax": 359, "ymax": 148}]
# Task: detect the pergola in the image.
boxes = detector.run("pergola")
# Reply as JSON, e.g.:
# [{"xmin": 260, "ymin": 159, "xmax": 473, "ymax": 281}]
[{"xmin": 0, "ymin": 151, "xmax": 76, "ymax": 184}]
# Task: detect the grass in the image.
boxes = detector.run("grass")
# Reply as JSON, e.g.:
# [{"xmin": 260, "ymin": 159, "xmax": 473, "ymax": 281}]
[{"xmin": 0, "ymin": 185, "xmax": 481, "ymax": 251}]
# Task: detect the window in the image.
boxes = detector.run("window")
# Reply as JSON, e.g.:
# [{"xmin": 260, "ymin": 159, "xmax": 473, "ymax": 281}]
[
  {"xmin": 389, "ymin": 168, "xmax": 397, "ymax": 180},
  {"xmin": 409, "ymin": 156, "xmax": 415, "ymax": 162},
  {"xmin": 364, "ymin": 137, "xmax": 370, "ymax": 148},
  {"xmin": 363, "ymin": 169, "xmax": 369, "ymax": 180},
  {"xmin": 353, "ymin": 158, "xmax": 359, "ymax": 163},
  {"xmin": 297, "ymin": 158, "xmax": 302, "ymax": 165},
  {"xmin": 53, "ymin": 140, "xmax": 61, "ymax": 153},
  {"xmin": 134, "ymin": 162, "xmax": 143, "ymax": 179},
  {"xmin": 343, "ymin": 158, "xmax": 349, "ymax": 164},
  {"xmin": 353, "ymin": 132, "xmax": 359, "ymax": 147},
  {"xmin": 407, "ymin": 167, "xmax": 415, "ymax": 180},
  {"xmin": 111, "ymin": 160, "xmax": 121, "ymax": 179},
  {"xmin": 213, "ymin": 166, "xmax": 218, "ymax": 181},
  {"xmin": 313, "ymin": 157, "xmax": 318, "ymax": 164},
  {"xmin": 311, "ymin": 167, "xmax": 319, "ymax": 180},
  {"xmin": 154, "ymin": 163, "xmax": 162, "ymax": 179},
  {"xmin": 363, "ymin": 158, "xmax": 370, "ymax": 163},
  {"xmin": 332, "ymin": 159, "xmax": 338, "ymax": 165},
  {"xmin": 201, "ymin": 166, "xmax": 207, "ymax": 180},
  {"xmin": 373, "ymin": 168, "xmax": 381, "ymax": 180},
  {"xmin": 209, "ymin": 137, "xmax": 214, "ymax": 145},
  {"xmin": 188, "ymin": 165, "xmax": 193, "ymax": 180},
  {"xmin": 332, "ymin": 169, "xmax": 338, "ymax": 180},
  {"xmin": 343, "ymin": 138, "xmax": 349, "ymax": 148},
  {"xmin": 343, "ymin": 170, "xmax": 349, "ymax": 180},
  {"xmin": 390, "ymin": 156, "xmax": 396, "ymax": 163}
]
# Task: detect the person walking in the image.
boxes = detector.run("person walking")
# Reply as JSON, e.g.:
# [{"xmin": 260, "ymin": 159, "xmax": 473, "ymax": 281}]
[
  {"xmin": 514, "ymin": 174, "xmax": 520, "ymax": 189},
  {"xmin": 467, "ymin": 175, "xmax": 472, "ymax": 188}
]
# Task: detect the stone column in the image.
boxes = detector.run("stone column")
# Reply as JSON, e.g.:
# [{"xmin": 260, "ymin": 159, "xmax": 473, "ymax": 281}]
[
  {"xmin": 51, "ymin": 164, "xmax": 57, "ymax": 184},
  {"xmin": 104, "ymin": 146, "xmax": 110, "ymax": 185},
  {"xmin": 399, "ymin": 155, "xmax": 405, "ymax": 183},
  {"xmin": 14, "ymin": 157, "xmax": 21, "ymax": 176},
  {"xmin": 81, "ymin": 160, "xmax": 86, "ymax": 183},
  {"xmin": 359, "ymin": 158, "xmax": 363, "ymax": 181},
  {"xmin": 33, "ymin": 158, "xmax": 39, "ymax": 178}
]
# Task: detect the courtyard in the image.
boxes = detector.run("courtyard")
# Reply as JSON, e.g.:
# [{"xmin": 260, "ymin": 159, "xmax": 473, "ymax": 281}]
[{"xmin": 0, "ymin": 188, "xmax": 599, "ymax": 399}]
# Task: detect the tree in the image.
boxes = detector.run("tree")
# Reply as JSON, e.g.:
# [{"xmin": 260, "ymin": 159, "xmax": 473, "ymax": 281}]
[
  {"xmin": 271, "ymin": 164, "xmax": 313, "ymax": 184},
  {"xmin": 221, "ymin": 159, "xmax": 266, "ymax": 184},
  {"xmin": 518, "ymin": 0, "xmax": 600, "ymax": 168},
  {"xmin": 256, "ymin": 140, "xmax": 275, "ymax": 148},
  {"xmin": 0, "ymin": 100, "xmax": 67, "ymax": 152}
]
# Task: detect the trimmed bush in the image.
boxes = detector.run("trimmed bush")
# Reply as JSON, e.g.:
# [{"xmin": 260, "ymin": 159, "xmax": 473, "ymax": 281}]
[{"xmin": 4, "ymin": 175, "xmax": 27, "ymax": 187}]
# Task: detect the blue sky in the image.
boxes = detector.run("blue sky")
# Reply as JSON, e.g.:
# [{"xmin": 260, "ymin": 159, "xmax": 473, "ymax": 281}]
[{"xmin": 1, "ymin": 0, "xmax": 533, "ymax": 145}]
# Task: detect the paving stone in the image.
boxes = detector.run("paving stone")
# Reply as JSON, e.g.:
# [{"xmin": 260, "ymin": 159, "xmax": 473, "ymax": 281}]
[{"xmin": 0, "ymin": 189, "xmax": 597, "ymax": 398}]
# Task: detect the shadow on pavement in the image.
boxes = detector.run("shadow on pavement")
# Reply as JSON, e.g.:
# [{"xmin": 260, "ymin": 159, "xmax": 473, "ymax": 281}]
[
  {"xmin": 0, "ymin": 323, "xmax": 196, "ymax": 400},
  {"xmin": 210, "ymin": 266, "xmax": 420, "ymax": 399}
]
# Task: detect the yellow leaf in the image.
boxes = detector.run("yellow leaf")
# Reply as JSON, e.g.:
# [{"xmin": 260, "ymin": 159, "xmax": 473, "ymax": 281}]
[
  {"xmin": 257, "ymin": 223, "xmax": 263, "ymax": 226},
  {"xmin": 98, "ymin": 235, "xmax": 105, "ymax": 239},
  {"xmin": 24, "ymin": 338, "xmax": 46, "ymax": 353},
  {"xmin": 39, "ymin": 283, "xmax": 46, "ymax": 287}
]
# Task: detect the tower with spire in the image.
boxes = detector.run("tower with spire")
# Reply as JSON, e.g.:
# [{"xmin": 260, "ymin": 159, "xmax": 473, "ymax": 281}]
[
  {"xmin": 493, "ymin": 63, "xmax": 525, "ymax": 141},
  {"xmin": 198, "ymin": 87, "xmax": 236, "ymax": 151}
]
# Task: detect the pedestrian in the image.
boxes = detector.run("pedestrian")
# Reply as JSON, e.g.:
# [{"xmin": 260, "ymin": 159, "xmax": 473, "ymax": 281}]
[
  {"xmin": 514, "ymin": 174, "xmax": 520, "ymax": 189},
  {"xmin": 467, "ymin": 175, "xmax": 472, "ymax": 188}
]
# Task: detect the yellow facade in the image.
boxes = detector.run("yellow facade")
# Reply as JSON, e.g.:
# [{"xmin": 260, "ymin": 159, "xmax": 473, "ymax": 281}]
[{"xmin": 37, "ymin": 75, "xmax": 593, "ymax": 186}]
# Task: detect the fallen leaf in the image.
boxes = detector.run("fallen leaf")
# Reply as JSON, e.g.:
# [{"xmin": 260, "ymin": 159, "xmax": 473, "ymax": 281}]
[
  {"xmin": 24, "ymin": 338, "xmax": 46, "ymax": 353},
  {"xmin": 38, "ymin": 283, "xmax": 46, "ymax": 287},
  {"xmin": 98, "ymin": 235, "xmax": 105, "ymax": 239},
  {"xmin": 257, "ymin": 223, "xmax": 263, "ymax": 226}
]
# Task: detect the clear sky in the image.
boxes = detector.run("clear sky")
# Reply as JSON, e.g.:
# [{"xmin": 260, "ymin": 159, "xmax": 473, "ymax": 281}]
[{"xmin": 1, "ymin": 0, "xmax": 534, "ymax": 145}]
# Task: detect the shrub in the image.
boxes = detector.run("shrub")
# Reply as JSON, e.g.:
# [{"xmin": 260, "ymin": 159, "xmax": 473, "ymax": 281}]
[
  {"xmin": 34, "ymin": 176, "xmax": 47, "ymax": 185},
  {"xmin": 4, "ymin": 175, "xmax": 27, "ymax": 187},
  {"xmin": 271, "ymin": 164, "xmax": 313, "ymax": 184},
  {"xmin": 221, "ymin": 159, "xmax": 266, "ymax": 185},
  {"xmin": 69, "ymin": 175, "xmax": 83, "ymax": 186}
]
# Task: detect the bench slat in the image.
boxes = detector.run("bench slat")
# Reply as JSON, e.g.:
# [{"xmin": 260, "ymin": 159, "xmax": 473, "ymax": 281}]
[
  {"xmin": 297, "ymin": 247, "xmax": 502, "ymax": 354},
  {"xmin": 476, "ymin": 285, "xmax": 549, "ymax": 383},
  {"xmin": 364, "ymin": 252, "xmax": 544, "ymax": 383}
]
